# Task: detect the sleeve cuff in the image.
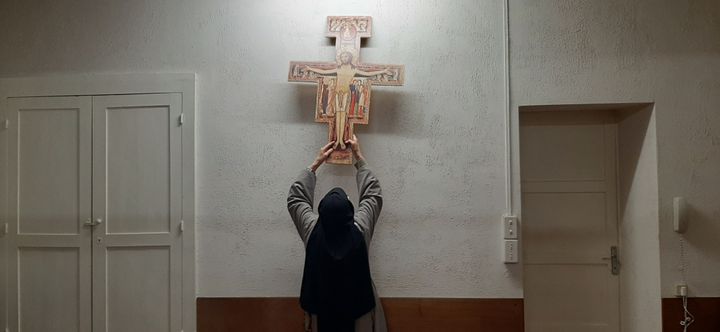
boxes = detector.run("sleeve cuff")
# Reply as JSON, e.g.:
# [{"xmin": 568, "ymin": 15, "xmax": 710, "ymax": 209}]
[
  {"xmin": 354, "ymin": 159, "xmax": 368, "ymax": 169},
  {"xmin": 302, "ymin": 167, "xmax": 316, "ymax": 179}
]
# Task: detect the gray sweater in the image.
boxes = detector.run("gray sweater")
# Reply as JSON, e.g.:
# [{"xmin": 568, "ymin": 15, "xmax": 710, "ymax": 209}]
[{"xmin": 287, "ymin": 159, "xmax": 387, "ymax": 332}]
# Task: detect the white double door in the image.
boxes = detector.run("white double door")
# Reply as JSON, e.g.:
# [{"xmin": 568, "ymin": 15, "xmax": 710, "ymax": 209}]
[{"xmin": 6, "ymin": 94, "xmax": 183, "ymax": 332}]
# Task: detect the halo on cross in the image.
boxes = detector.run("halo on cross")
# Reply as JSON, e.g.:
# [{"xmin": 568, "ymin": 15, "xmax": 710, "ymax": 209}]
[{"xmin": 336, "ymin": 47, "xmax": 358, "ymax": 66}]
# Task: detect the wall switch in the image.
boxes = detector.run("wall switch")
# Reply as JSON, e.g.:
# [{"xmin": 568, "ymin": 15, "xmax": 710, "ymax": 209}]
[
  {"xmin": 503, "ymin": 215, "xmax": 518, "ymax": 239},
  {"xmin": 504, "ymin": 240, "xmax": 519, "ymax": 263}
]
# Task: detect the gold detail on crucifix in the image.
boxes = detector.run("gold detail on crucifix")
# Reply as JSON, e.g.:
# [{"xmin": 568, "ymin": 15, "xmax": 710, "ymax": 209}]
[{"xmin": 288, "ymin": 16, "xmax": 405, "ymax": 164}]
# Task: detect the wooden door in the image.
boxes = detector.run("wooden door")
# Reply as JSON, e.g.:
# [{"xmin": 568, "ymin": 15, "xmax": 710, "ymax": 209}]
[
  {"xmin": 7, "ymin": 97, "xmax": 93, "ymax": 332},
  {"xmin": 91, "ymin": 94, "xmax": 184, "ymax": 332},
  {"xmin": 521, "ymin": 111, "xmax": 620, "ymax": 332}
]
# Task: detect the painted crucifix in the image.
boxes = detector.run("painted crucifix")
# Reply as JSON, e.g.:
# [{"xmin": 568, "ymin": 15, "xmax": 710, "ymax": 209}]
[{"xmin": 289, "ymin": 16, "xmax": 405, "ymax": 164}]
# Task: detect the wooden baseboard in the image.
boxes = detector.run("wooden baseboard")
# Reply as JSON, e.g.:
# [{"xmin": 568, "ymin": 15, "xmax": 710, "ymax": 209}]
[
  {"xmin": 381, "ymin": 298, "xmax": 524, "ymax": 332},
  {"xmin": 197, "ymin": 296, "xmax": 720, "ymax": 331},
  {"xmin": 197, "ymin": 297, "xmax": 524, "ymax": 332},
  {"xmin": 198, "ymin": 297, "xmax": 302, "ymax": 332},
  {"xmin": 662, "ymin": 297, "xmax": 720, "ymax": 332}
]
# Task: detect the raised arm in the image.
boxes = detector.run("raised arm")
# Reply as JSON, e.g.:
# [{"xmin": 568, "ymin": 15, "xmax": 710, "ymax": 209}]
[
  {"xmin": 304, "ymin": 65, "xmax": 337, "ymax": 75},
  {"xmin": 355, "ymin": 67, "xmax": 393, "ymax": 77},
  {"xmin": 345, "ymin": 136, "xmax": 383, "ymax": 245},
  {"xmin": 287, "ymin": 142, "xmax": 335, "ymax": 244},
  {"xmin": 287, "ymin": 169, "xmax": 317, "ymax": 244}
]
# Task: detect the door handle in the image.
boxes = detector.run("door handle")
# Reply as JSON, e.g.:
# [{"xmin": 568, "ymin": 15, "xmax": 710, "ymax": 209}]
[{"xmin": 84, "ymin": 218, "xmax": 103, "ymax": 227}]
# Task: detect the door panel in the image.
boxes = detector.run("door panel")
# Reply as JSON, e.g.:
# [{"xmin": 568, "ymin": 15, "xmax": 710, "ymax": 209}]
[
  {"xmin": 18, "ymin": 109, "xmax": 81, "ymax": 234},
  {"xmin": 523, "ymin": 192, "xmax": 609, "ymax": 263},
  {"xmin": 106, "ymin": 107, "xmax": 171, "ymax": 234},
  {"xmin": 521, "ymin": 111, "xmax": 619, "ymax": 332},
  {"xmin": 525, "ymin": 265, "xmax": 618, "ymax": 332},
  {"xmin": 7, "ymin": 97, "xmax": 92, "ymax": 332},
  {"xmin": 92, "ymin": 94, "xmax": 182, "ymax": 332},
  {"xmin": 106, "ymin": 247, "xmax": 171, "ymax": 332},
  {"xmin": 521, "ymin": 124, "xmax": 606, "ymax": 181},
  {"xmin": 19, "ymin": 248, "xmax": 81, "ymax": 332}
]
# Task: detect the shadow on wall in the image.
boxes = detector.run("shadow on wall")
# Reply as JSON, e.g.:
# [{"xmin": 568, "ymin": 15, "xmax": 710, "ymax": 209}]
[{"xmin": 616, "ymin": 104, "xmax": 654, "ymax": 214}]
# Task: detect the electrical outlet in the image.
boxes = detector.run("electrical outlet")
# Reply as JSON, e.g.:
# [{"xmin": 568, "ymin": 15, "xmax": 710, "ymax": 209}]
[
  {"xmin": 503, "ymin": 215, "xmax": 518, "ymax": 239},
  {"xmin": 504, "ymin": 240, "xmax": 519, "ymax": 263}
]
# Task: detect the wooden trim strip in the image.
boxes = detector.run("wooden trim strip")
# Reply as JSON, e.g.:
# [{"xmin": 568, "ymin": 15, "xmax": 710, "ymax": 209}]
[
  {"xmin": 662, "ymin": 297, "xmax": 720, "ymax": 332},
  {"xmin": 382, "ymin": 298, "xmax": 524, "ymax": 332},
  {"xmin": 197, "ymin": 297, "xmax": 524, "ymax": 332}
]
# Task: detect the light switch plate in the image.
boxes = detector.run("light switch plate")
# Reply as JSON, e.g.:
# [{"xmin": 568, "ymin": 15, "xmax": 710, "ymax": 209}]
[
  {"xmin": 504, "ymin": 240, "xmax": 519, "ymax": 263},
  {"xmin": 503, "ymin": 215, "xmax": 518, "ymax": 239}
]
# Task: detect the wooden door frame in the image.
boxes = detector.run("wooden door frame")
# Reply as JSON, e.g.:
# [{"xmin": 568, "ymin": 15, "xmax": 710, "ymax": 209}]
[{"xmin": 0, "ymin": 73, "xmax": 197, "ymax": 331}]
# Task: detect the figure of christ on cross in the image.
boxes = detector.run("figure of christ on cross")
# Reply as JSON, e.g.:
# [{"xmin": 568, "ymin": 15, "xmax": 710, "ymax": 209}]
[
  {"xmin": 304, "ymin": 52, "xmax": 392, "ymax": 151},
  {"xmin": 289, "ymin": 16, "xmax": 404, "ymax": 165}
]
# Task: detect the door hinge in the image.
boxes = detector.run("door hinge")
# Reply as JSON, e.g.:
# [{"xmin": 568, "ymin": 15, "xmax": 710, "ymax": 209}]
[
  {"xmin": 610, "ymin": 246, "xmax": 620, "ymax": 275},
  {"xmin": 3, "ymin": 223, "xmax": 7, "ymax": 235},
  {"xmin": 179, "ymin": 113, "xmax": 184, "ymax": 125},
  {"xmin": 179, "ymin": 220, "xmax": 184, "ymax": 233},
  {"xmin": 4, "ymin": 119, "xmax": 9, "ymax": 129}
]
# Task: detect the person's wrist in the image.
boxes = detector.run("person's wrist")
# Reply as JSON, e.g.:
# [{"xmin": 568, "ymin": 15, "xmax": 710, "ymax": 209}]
[
  {"xmin": 309, "ymin": 160, "xmax": 320, "ymax": 172},
  {"xmin": 354, "ymin": 151, "xmax": 365, "ymax": 161}
]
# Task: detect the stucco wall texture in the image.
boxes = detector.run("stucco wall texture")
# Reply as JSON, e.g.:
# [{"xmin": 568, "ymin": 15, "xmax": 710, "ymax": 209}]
[
  {"xmin": 510, "ymin": 0, "xmax": 720, "ymax": 298},
  {"xmin": 0, "ymin": 0, "xmax": 717, "ymax": 306},
  {"xmin": 0, "ymin": 0, "xmax": 513, "ymax": 298}
]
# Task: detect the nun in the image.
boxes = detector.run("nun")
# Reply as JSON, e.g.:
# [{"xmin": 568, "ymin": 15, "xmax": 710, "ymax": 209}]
[{"xmin": 287, "ymin": 135, "xmax": 386, "ymax": 332}]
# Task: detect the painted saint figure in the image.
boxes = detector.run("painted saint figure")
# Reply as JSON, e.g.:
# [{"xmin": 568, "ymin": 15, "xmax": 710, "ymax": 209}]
[
  {"xmin": 304, "ymin": 52, "xmax": 391, "ymax": 150},
  {"xmin": 320, "ymin": 78, "xmax": 336, "ymax": 117}
]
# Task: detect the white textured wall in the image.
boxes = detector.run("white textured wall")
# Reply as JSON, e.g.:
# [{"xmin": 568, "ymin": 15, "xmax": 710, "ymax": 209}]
[
  {"xmin": 0, "ymin": 0, "xmax": 517, "ymax": 297},
  {"xmin": 1, "ymin": 0, "xmax": 717, "ymax": 305},
  {"xmin": 510, "ymin": 0, "xmax": 720, "ymax": 298},
  {"xmin": 617, "ymin": 106, "xmax": 661, "ymax": 332}
]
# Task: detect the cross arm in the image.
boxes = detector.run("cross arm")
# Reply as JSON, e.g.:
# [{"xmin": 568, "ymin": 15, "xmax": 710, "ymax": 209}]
[
  {"xmin": 288, "ymin": 61, "xmax": 337, "ymax": 82},
  {"xmin": 356, "ymin": 63, "xmax": 405, "ymax": 86}
]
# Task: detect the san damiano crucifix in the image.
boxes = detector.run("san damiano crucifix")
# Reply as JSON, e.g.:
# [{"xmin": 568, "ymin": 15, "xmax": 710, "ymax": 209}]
[{"xmin": 288, "ymin": 16, "xmax": 405, "ymax": 164}]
